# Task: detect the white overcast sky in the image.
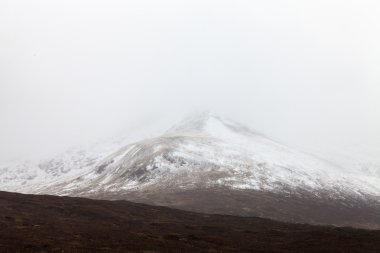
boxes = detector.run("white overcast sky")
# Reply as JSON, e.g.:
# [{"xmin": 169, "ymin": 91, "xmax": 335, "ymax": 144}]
[{"xmin": 0, "ymin": 0, "xmax": 379, "ymax": 165}]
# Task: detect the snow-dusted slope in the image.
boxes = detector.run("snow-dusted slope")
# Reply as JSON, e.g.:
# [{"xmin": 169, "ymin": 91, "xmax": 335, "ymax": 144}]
[
  {"xmin": 0, "ymin": 137, "xmax": 130, "ymax": 191},
  {"xmin": 22, "ymin": 113, "xmax": 380, "ymax": 201},
  {"xmin": 3, "ymin": 112, "xmax": 380, "ymax": 228}
]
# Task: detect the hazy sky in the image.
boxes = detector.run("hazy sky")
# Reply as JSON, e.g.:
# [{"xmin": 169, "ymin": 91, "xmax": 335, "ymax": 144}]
[{"xmin": 1, "ymin": 0, "xmax": 379, "ymax": 165}]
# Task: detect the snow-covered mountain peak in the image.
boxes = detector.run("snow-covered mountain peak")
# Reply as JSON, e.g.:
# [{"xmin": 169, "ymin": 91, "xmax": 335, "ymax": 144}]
[
  {"xmin": 3, "ymin": 113, "xmax": 380, "ymax": 203},
  {"xmin": 2, "ymin": 113, "xmax": 380, "ymax": 229},
  {"xmin": 164, "ymin": 112, "xmax": 259, "ymax": 141}
]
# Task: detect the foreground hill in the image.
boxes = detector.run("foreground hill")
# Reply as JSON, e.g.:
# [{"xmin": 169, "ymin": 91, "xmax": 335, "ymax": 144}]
[{"xmin": 1, "ymin": 191, "xmax": 380, "ymax": 253}]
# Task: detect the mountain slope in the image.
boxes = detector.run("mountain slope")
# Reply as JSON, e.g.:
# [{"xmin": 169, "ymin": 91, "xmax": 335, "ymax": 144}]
[
  {"xmin": 0, "ymin": 141, "xmax": 123, "ymax": 191},
  {"xmin": 25, "ymin": 113, "xmax": 380, "ymax": 197},
  {"xmin": 15, "ymin": 113, "xmax": 380, "ymax": 228}
]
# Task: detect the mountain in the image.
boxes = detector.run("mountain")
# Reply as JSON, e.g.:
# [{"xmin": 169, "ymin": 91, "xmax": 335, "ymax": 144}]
[{"xmin": 3, "ymin": 113, "xmax": 380, "ymax": 228}]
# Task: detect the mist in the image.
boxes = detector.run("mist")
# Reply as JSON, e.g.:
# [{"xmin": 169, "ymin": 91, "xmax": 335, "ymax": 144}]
[{"xmin": 1, "ymin": 0, "xmax": 379, "ymax": 166}]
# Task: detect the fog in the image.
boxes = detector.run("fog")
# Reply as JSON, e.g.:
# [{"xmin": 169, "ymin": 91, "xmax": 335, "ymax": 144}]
[{"xmin": 1, "ymin": 0, "xmax": 379, "ymax": 166}]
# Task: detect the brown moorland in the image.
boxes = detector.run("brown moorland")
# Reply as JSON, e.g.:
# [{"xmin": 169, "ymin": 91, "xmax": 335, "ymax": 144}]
[{"xmin": 0, "ymin": 191, "xmax": 380, "ymax": 253}]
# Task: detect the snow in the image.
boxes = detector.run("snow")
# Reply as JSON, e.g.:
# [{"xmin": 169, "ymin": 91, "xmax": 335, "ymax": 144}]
[{"xmin": 1, "ymin": 112, "xmax": 380, "ymax": 203}]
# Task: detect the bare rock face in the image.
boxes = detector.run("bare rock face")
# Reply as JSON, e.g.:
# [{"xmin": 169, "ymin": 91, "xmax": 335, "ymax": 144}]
[{"xmin": 6, "ymin": 113, "xmax": 380, "ymax": 228}]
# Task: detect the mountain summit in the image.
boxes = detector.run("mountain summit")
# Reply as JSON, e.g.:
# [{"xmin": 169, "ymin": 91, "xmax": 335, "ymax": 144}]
[
  {"xmin": 165, "ymin": 112, "xmax": 260, "ymax": 138},
  {"xmin": 4, "ymin": 113, "xmax": 380, "ymax": 228}
]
